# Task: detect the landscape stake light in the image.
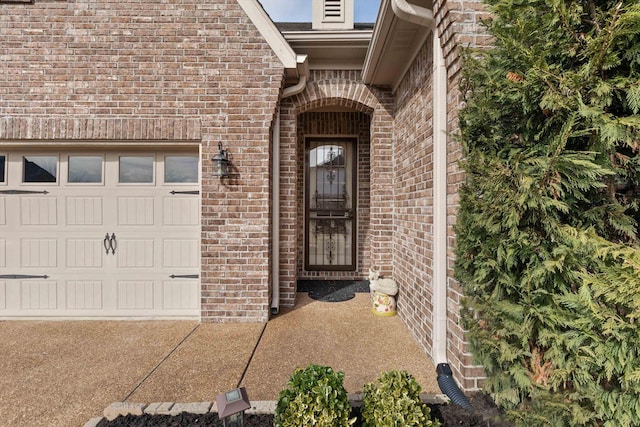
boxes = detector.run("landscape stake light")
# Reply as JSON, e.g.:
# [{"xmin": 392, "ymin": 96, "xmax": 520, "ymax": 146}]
[
  {"xmin": 216, "ymin": 387, "xmax": 251, "ymax": 427},
  {"xmin": 211, "ymin": 142, "xmax": 229, "ymax": 178}
]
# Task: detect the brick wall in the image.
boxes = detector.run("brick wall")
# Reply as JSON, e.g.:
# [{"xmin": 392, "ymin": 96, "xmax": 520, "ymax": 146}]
[
  {"xmin": 0, "ymin": 0, "xmax": 285, "ymax": 322},
  {"xmin": 393, "ymin": 36, "xmax": 437, "ymax": 358},
  {"xmin": 278, "ymin": 70, "xmax": 394, "ymax": 307}
]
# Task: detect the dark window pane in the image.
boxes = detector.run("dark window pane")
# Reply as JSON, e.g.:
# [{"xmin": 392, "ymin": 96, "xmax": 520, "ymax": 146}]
[
  {"xmin": 165, "ymin": 156, "xmax": 198, "ymax": 183},
  {"xmin": 119, "ymin": 156, "xmax": 153, "ymax": 183},
  {"xmin": 68, "ymin": 156, "xmax": 103, "ymax": 183},
  {"xmin": 0, "ymin": 156, "xmax": 5, "ymax": 183},
  {"xmin": 24, "ymin": 156, "xmax": 57, "ymax": 183}
]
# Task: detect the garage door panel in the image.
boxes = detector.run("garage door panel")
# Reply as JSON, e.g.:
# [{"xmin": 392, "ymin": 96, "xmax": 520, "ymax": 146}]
[
  {"xmin": 0, "ymin": 197, "xmax": 5, "ymax": 225},
  {"xmin": 0, "ymin": 239, "xmax": 5, "ymax": 267},
  {"xmin": 21, "ymin": 280, "xmax": 57, "ymax": 310},
  {"xmin": 21, "ymin": 239, "xmax": 57, "ymax": 268},
  {"xmin": 2, "ymin": 149, "xmax": 200, "ymax": 319},
  {"xmin": 66, "ymin": 239, "xmax": 103, "ymax": 268},
  {"xmin": 66, "ymin": 197, "xmax": 103, "ymax": 226},
  {"xmin": 21, "ymin": 197, "xmax": 57, "ymax": 225},
  {"xmin": 117, "ymin": 239, "xmax": 154, "ymax": 268},
  {"xmin": 118, "ymin": 197, "xmax": 154, "ymax": 226},
  {"xmin": 164, "ymin": 197, "xmax": 198, "ymax": 226},
  {"xmin": 66, "ymin": 281, "xmax": 103, "ymax": 310},
  {"xmin": 0, "ymin": 281, "xmax": 5, "ymax": 309},
  {"xmin": 117, "ymin": 281, "xmax": 154, "ymax": 310},
  {"xmin": 163, "ymin": 280, "xmax": 198, "ymax": 310},
  {"xmin": 163, "ymin": 239, "xmax": 198, "ymax": 268}
]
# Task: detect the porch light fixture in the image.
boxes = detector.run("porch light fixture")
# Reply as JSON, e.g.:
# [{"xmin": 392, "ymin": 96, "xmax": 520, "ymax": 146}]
[
  {"xmin": 212, "ymin": 142, "xmax": 230, "ymax": 178},
  {"xmin": 216, "ymin": 387, "xmax": 251, "ymax": 427}
]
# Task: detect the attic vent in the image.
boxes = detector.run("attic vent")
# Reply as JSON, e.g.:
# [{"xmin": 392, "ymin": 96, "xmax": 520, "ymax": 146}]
[
  {"xmin": 324, "ymin": 0, "xmax": 343, "ymax": 20},
  {"xmin": 312, "ymin": 0, "xmax": 354, "ymax": 30}
]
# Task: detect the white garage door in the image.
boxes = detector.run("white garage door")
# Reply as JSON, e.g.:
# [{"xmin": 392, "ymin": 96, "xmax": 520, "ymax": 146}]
[{"xmin": 0, "ymin": 149, "xmax": 200, "ymax": 319}]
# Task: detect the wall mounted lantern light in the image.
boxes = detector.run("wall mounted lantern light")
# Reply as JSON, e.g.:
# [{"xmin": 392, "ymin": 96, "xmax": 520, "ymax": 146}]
[
  {"xmin": 212, "ymin": 142, "xmax": 230, "ymax": 178},
  {"xmin": 216, "ymin": 387, "xmax": 251, "ymax": 427}
]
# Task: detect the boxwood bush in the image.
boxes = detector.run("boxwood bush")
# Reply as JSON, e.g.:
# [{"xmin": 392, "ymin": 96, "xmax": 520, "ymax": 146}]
[
  {"xmin": 274, "ymin": 364, "xmax": 355, "ymax": 427},
  {"xmin": 361, "ymin": 370, "xmax": 440, "ymax": 427}
]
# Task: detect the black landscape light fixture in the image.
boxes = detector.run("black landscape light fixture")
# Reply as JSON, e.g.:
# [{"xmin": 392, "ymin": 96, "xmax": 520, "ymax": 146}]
[
  {"xmin": 216, "ymin": 387, "xmax": 251, "ymax": 427},
  {"xmin": 212, "ymin": 142, "xmax": 230, "ymax": 178}
]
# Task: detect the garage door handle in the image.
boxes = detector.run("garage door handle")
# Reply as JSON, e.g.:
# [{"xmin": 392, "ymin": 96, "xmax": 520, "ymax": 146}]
[
  {"xmin": 110, "ymin": 233, "xmax": 117, "ymax": 255},
  {"xmin": 104, "ymin": 233, "xmax": 117, "ymax": 255}
]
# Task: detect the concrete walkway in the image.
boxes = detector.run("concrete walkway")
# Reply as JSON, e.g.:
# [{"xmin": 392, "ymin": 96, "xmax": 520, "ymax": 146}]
[{"xmin": 0, "ymin": 294, "xmax": 439, "ymax": 427}]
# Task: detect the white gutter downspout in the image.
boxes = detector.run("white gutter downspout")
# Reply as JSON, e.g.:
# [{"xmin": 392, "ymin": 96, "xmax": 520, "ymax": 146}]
[
  {"xmin": 431, "ymin": 31, "xmax": 448, "ymax": 367},
  {"xmin": 390, "ymin": 0, "xmax": 446, "ymax": 366},
  {"xmin": 271, "ymin": 55, "xmax": 309, "ymax": 315},
  {"xmin": 391, "ymin": 0, "xmax": 472, "ymax": 408}
]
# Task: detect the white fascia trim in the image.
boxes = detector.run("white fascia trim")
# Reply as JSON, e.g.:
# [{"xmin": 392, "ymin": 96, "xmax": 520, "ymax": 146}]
[
  {"xmin": 236, "ymin": 0, "xmax": 299, "ymax": 71},
  {"xmin": 362, "ymin": 0, "xmax": 393, "ymax": 84},
  {"xmin": 283, "ymin": 30, "xmax": 373, "ymax": 44},
  {"xmin": 363, "ymin": 0, "xmax": 435, "ymax": 86}
]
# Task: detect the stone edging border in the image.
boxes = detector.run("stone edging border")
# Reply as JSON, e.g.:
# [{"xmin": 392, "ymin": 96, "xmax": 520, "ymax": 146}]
[{"xmin": 83, "ymin": 394, "xmax": 450, "ymax": 427}]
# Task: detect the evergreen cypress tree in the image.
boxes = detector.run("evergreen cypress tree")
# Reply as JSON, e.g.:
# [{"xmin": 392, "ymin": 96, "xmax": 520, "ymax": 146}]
[{"xmin": 455, "ymin": 1, "xmax": 640, "ymax": 425}]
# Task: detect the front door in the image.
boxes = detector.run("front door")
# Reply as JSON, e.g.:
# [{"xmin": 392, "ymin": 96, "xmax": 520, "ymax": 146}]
[{"xmin": 305, "ymin": 138, "xmax": 356, "ymax": 271}]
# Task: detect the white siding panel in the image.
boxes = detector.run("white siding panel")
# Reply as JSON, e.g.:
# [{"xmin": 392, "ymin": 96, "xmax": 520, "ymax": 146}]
[
  {"xmin": 163, "ymin": 281, "xmax": 198, "ymax": 310},
  {"xmin": 66, "ymin": 281, "xmax": 102, "ymax": 310},
  {"xmin": 66, "ymin": 197, "xmax": 103, "ymax": 225},
  {"xmin": 21, "ymin": 281, "xmax": 57, "ymax": 309},
  {"xmin": 163, "ymin": 239, "xmax": 198, "ymax": 268},
  {"xmin": 21, "ymin": 239, "xmax": 57, "ymax": 268},
  {"xmin": 117, "ymin": 281, "xmax": 153, "ymax": 310},
  {"xmin": 21, "ymin": 197, "xmax": 57, "ymax": 225},
  {"xmin": 118, "ymin": 197, "xmax": 154, "ymax": 225},
  {"xmin": 66, "ymin": 239, "xmax": 102, "ymax": 268}
]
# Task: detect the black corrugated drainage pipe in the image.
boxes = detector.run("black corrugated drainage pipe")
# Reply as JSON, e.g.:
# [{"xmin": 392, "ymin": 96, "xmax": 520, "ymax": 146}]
[{"xmin": 436, "ymin": 363, "xmax": 474, "ymax": 410}]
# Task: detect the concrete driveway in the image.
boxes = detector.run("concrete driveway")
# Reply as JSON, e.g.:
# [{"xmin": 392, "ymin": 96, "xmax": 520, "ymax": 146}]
[{"xmin": 0, "ymin": 294, "xmax": 440, "ymax": 427}]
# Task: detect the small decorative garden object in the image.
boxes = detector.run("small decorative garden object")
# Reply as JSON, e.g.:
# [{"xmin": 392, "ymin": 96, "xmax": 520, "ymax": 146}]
[
  {"xmin": 274, "ymin": 364, "xmax": 355, "ymax": 427},
  {"xmin": 361, "ymin": 370, "xmax": 440, "ymax": 427},
  {"xmin": 368, "ymin": 268, "xmax": 398, "ymax": 316}
]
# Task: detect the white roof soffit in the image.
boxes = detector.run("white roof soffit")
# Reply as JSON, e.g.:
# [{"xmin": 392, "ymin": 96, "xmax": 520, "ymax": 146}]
[
  {"xmin": 236, "ymin": 0, "xmax": 302, "ymax": 74},
  {"xmin": 363, "ymin": 0, "xmax": 434, "ymax": 91},
  {"xmin": 282, "ymin": 29, "xmax": 373, "ymax": 70}
]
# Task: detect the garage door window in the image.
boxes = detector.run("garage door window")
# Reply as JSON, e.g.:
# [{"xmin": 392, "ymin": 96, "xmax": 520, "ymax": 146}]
[
  {"xmin": 119, "ymin": 156, "xmax": 154, "ymax": 183},
  {"xmin": 68, "ymin": 156, "xmax": 103, "ymax": 184},
  {"xmin": 0, "ymin": 155, "xmax": 5, "ymax": 183},
  {"xmin": 165, "ymin": 156, "xmax": 198, "ymax": 183},
  {"xmin": 23, "ymin": 155, "xmax": 57, "ymax": 183}
]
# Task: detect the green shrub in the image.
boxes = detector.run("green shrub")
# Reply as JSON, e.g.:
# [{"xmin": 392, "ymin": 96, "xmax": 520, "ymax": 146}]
[
  {"xmin": 361, "ymin": 370, "xmax": 440, "ymax": 427},
  {"xmin": 455, "ymin": 0, "xmax": 640, "ymax": 425},
  {"xmin": 274, "ymin": 364, "xmax": 355, "ymax": 427}
]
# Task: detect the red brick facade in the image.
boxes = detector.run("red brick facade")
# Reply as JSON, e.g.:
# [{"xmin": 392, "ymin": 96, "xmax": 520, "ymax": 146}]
[
  {"xmin": 0, "ymin": 0, "xmax": 285, "ymax": 322},
  {"xmin": 278, "ymin": 70, "xmax": 394, "ymax": 306},
  {"xmin": 1, "ymin": 0, "xmax": 492, "ymax": 390}
]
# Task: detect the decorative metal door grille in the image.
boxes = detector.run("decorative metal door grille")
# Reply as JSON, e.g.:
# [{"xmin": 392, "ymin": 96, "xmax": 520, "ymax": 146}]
[{"xmin": 305, "ymin": 139, "xmax": 356, "ymax": 270}]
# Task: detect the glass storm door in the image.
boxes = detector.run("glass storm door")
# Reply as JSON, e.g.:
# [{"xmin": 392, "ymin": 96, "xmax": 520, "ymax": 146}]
[{"xmin": 305, "ymin": 138, "xmax": 356, "ymax": 271}]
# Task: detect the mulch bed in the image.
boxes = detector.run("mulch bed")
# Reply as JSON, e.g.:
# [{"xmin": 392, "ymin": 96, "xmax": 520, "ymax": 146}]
[{"xmin": 104, "ymin": 393, "xmax": 513, "ymax": 426}]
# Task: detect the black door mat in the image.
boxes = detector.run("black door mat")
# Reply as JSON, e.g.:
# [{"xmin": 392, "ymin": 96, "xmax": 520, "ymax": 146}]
[{"xmin": 297, "ymin": 280, "xmax": 370, "ymax": 302}]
